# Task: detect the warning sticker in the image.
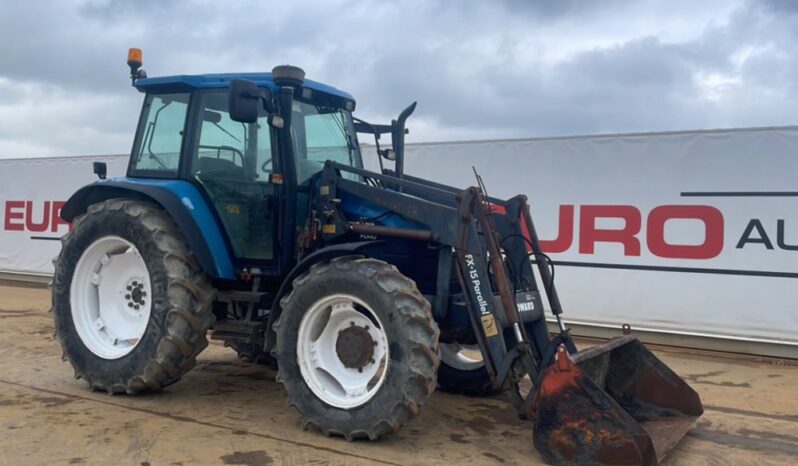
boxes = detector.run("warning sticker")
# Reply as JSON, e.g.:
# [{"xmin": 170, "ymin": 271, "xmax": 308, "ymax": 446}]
[{"xmin": 481, "ymin": 315, "xmax": 498, "ymax": 337}]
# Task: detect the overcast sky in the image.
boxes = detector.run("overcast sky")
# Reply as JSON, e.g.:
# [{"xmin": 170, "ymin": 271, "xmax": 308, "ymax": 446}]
[{"xmin": 1, "ymin": 0, "xmax": 796, "ymax": 157}]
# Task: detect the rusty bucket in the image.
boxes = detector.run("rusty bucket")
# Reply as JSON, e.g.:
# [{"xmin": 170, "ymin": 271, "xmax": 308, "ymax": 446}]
[{"xmin": 531, "ymin": 335, "xmax": 703, "ymax": 466}]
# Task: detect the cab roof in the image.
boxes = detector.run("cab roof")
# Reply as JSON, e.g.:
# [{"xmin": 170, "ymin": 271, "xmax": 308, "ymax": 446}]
[{"xmin": 134, "ymin": 72, "xmax": 355, "ymax": 102}]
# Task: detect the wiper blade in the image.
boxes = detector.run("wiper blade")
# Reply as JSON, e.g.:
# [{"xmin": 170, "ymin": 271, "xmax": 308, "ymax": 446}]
[
  {"xmin": 213, "ymin": 121, "xmax": 242, "ymax": 143},
  {"xmin": 144, "ymin": 121, "xmax": 168, "ymax": 169}
]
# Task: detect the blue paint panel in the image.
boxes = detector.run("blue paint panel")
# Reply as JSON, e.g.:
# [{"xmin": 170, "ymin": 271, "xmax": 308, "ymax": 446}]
[
  {"xmin": 339, "ymin": 191, "xmax": 428, "ymax": 230},
  {"xmin": 105, "ymin": 177, "xmax": 236, "ymax": 279},
  {"xmin": 135, "ymin": 72, "xmax": 354, "ymax": 102}
]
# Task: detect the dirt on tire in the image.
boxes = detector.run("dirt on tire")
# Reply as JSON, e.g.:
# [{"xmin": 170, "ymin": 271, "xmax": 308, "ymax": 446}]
[
  {"xmin": 51, "ymin": 198, "xmax": 216, "ymax": 394},
  {"xmin": 273, "ymin": 255, "xmax": 440, "ymax": 440}
]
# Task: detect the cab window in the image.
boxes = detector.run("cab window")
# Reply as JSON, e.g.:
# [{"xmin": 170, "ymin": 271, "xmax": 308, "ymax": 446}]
[
  {"xmin": 191, "ymin": 90, "xmax": 276, "ymax": 261},
  {"xmin": 292, "ymin": 100, "xmax": 360, "ymax": 184},
  {"xmin": 192, "ymin": 91, "xmax": 273, "ymax": 180},
  {"xmin": 130, "ymin": 93, "xmax": 189, "ymax": 175}
]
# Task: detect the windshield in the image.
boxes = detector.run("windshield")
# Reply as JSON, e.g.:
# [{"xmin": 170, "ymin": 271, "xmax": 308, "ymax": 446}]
[{"xmin": 292, "ymin": 100, "xmax": 361, "ymax": 184}]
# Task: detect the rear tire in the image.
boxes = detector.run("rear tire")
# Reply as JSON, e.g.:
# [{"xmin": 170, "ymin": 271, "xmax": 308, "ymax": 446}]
[
  {"xmin": 437, "ymin": 343, "xmax": 501, "ymax": 396},
  {"xmin": 437, "ymin": 319, "xmax": 546, "ymax": 397},
  {"xmin": 274, "ymin": 256, "xmax": 439, "ymax": 440},
  {"xmin": 51, "ymin": 199, "xmax": 215, "ymax": 394}
]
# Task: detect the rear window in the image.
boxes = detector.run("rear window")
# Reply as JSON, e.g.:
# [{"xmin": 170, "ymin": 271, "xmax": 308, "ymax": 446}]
[{"xmin": 130, "ymin": 93, "xmax": 190, "ymax": 175}]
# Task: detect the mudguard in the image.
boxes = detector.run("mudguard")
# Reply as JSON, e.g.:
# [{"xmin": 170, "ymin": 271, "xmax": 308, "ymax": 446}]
[
  {"xmin": 264, "ymin": 241, "xmax": 385, "ymax": 350},
  {"xmin": 61, "ymin": 177, "xmax": 236, "ymax": 280}
]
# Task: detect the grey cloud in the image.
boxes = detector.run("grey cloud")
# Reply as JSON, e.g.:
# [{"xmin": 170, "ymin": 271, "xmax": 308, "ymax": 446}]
[
  {"xmin": 494, "ymin": 0, "xmax": 629, "ymax": 19},
  {"xmin": 0, "ymin": 0, "xmax": 796, "ymax": 157},
  {"xmin": 758, "ymin": 0, "xmax": 798, "ymax": 13},
  {"xmin": 347, "ymin": 0, "xmax": 798, "ymax": 138}
]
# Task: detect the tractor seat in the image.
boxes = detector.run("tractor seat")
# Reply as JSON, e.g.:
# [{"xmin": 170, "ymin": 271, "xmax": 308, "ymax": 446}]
[{"xmin": 197, "ymin": 156, "xmax": 245, "ymax": 179}]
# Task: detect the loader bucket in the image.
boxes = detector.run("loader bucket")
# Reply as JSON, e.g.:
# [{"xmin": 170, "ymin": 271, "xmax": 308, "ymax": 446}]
[{"xmin": 531, "ymin": 335, "xmax": 703, "ymax": 466}]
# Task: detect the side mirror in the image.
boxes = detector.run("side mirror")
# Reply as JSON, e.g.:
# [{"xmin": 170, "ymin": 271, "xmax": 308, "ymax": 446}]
[
  {"xmin": 93, "ymin": 162, "xmax": 107, "ymax": 180},
  {"xmin": 229, "ymin": 79, "xmax": 270, "ymax": 123}
]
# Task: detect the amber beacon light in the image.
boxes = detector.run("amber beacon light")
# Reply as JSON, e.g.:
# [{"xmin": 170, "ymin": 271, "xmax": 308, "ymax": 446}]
[{"xmin": 127, "ymin": 48, "xmax": 146, "ymax": 84}]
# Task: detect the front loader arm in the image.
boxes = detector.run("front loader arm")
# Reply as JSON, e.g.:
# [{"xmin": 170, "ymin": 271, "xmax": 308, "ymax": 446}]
[
  {"xmin": 312, "ymin": 161, "xmax": 704, "ymax": 465},
  {"xmin": 315, "ymin": 161, "xmax": 554, "ymax": 405}
]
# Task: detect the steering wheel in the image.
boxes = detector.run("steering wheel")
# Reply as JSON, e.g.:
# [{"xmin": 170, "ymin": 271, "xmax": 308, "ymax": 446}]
[
  {"xmin": 260, "ymin": 158, "xmax": 273, "ymax": 173},
  {"xmin": 197, "ymin": 144, "xmax": 245, "ymax": 167}
]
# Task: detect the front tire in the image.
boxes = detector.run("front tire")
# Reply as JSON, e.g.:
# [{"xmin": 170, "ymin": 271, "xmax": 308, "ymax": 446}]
[
  {"xmin": 51, "ymin": 199, "xmax": 215, "ymax": 394},
  {"xmin": 274, "ymin": 256, "xmax": 439, "ymax": 440}
]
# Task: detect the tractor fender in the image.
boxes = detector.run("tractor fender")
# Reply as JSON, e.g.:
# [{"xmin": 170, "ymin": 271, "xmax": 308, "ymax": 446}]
[
  {"xmin": 265, "ymin": 241, "xmax": 385, "ymax": 351},
  {"xmin": 61, "ymin": 178, "xmax": 236, "ymax": 280}
]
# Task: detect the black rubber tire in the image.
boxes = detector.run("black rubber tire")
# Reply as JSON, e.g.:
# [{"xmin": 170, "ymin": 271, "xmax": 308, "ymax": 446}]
[
  {"xmin": 437, "ymin": 352, "xmax": 501, "ymax": 397},
  {"xmin": 51, "ymin": 199, "xmax": 215, "ymax": 394},
  {"xmin": 274, "ymin": 256, "xmax": 439, "ymax": 440},
  {"xmin": 437, "ymin": 320, "xmax": 546, "ymax": 397}
]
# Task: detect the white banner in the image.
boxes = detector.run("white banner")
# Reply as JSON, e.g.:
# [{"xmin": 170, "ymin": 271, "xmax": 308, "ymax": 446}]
[
  {"xmin": 1, "ymin": 127, "xmax": 796, "ymax": 351},
  {"xmin": 0, "ymin": 155, "xmax": 127, "ymax": 276},
  {"xmin": 398, "ymin": 127, "xmax": 798, "ymax": 348}
]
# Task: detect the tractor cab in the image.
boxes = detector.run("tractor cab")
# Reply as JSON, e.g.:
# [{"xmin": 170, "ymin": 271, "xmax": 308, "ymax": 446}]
[{"xmin": 128, "ymin": 70, "xmax": 363, "ymax": 268}]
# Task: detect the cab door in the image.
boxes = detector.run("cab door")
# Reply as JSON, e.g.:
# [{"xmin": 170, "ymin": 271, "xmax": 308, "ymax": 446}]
[{"xmin": 189, "ymin": 90, "xmax": 278, "ymax": 265}]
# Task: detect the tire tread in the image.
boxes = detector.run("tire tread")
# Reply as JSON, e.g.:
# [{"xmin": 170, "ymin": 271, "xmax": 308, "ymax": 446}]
[
  {"xmin": 51, "ymin": 198, "xmax": 215, "ymax": 394},
  {"xmin": 274, "ymin": 255, "xmax": 440, "ymax": 441}
]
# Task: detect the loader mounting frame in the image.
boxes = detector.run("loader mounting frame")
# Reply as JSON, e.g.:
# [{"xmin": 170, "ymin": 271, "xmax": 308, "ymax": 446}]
[
  {"xmin": 316, "ymin": 161, "xmax": 573, "ymax": 418},
  {"xmin": 315, "ymin": 161, "xmax": 704, "ymax": 465}
]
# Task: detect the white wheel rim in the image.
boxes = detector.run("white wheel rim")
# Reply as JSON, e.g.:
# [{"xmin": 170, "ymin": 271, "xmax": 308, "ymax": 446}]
[
  {"xmin": 297, "ymin": 293, "xmax": 389, "ymax": 409},
  {"xmin": 69, "ymin": 236, "xmax": 152, "ymax": 359},
  {"xmin": 440, "ymin": 343, "xmax": 484, "ymax": 371}
]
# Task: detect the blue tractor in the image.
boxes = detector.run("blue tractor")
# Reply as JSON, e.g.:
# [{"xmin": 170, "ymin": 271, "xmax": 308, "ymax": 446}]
[{"xmin": 50, "ymin": 49, "xmax": 703, "ymax": 465}]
